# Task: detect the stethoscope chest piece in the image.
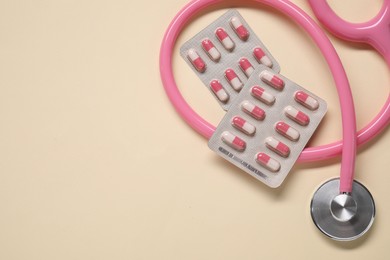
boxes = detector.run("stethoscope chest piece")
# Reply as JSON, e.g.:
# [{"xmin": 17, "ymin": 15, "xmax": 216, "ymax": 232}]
[{"xmin": 310, "ymin": 178, "xmax": 375, "ymax": 241}]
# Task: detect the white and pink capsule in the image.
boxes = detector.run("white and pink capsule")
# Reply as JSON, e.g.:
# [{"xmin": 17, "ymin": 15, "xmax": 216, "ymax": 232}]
[
  {"xmin": 225, "ymin": 69, "xmax": 243, "ymax": 91},
  {"xmin": 231, "ymin": 116, "xmax": 256, "ymax": 135},
  {"xmin": 215, "ymin": 27, "xmax": 235, "ymax": 51},
  {"xmin": 201, "ymin": 39, "xmax": 221, "ymax": 62},
  {"xmin": 285, "ymin": 106, "xmax": 310, "ymax": 126},
  {"xmin": 265, "ymin": 137, "xmax": 290, "ymax": 158},
  {"xmin": 187, "ymin": 48, "xmax": 206, "ymax": 73},
  {"xmin": 221, "ymin": 131, "xmax": 246, "ymax": 151},
  {"xmin": 275, "ymin": 121, "xmax": 300, "ymax": 141},
  {"xmin": 250, "ymin": 85, "xmax": 275, "ymax": 105},
  {"xmin": 241, "ymin": 101, "xmax": 265, "ymax": 120},
  {"xmin": 295, "ymin": 91, "xmax": 319, "ymax": 110},
  {"xmin": 239, "ymin": 58, "xmax": 254, "ymax": 77},
  {"xmin": 256, "ymin": 152, "xmax": 280, "ymax": 172},
  {"xmin": 253, "ymin": 47, "xmax": 273, "ymax": 68},
  {"xmin": 230, "ymin": 16, "xmax": 250, "ymax": 41},
  {"xmin": 260, "ymin": 71, "xmax": 284, "ymax": 90},
  {"xmin": 210, "ymin": 80, "xmax": 229, "ymax": 103}
]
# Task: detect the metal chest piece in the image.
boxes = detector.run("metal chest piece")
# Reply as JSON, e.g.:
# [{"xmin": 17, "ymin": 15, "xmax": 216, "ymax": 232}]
[{"xmin": 310, "ymin": 178, "xmax": 375, "ymax": 241}]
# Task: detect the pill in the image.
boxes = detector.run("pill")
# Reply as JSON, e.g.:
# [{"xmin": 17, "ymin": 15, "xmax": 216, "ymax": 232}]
[
  {"xmin": 265, "ymin": 137, "xmax": 290, "ymax": 157},
  {"xmin": 285, "ymin": 106, "xmax": 310, "ymax": 126},
  {"xmin": 295, "ymin": 91, "xmax": 319, "ymax": 110},
  {"xmin": 215, "ymin": 27, "xmax": 235, "ymax": 51},
  {"xmin": 275, "ymin": 121, "xmax": 300, "ymax": 141},
  {"xmin": 187, "ymin": 48, "xmax": 206, "ymax": 73},
  {"xmin": 231, "ymin": 116, "xmax": 256, "ymax": 135},
  {"xmin": 230, "ymin": 16, "xmax": 250, "ymax": 41},
  {"xmin": 253, "ymin": 47, "xmax": 273, "ymax": 68},
  {"xmin": 256, "ymin": 152, "xmax": 280, "ymax": 172},
  {"xmin": 260, "ymin": 71, "xmax": 284, "ymax": 90},
  {"xmin": 241, "ymin": 101, "xmax": 265, "ymax": 120},
  {"xmin": 250, "ymin": 85, "xmax": 275, "ymax": 105},
  {"xmin": 239, "ymin": 58, "xmax": 254, "ymax": 77},
  {"xmin": 210, "ymin": 80, "xmax": 229, "ymax": 103},
  {"xmin": 201, "ymin": 39, "xmax": 221, "ymax": 62},
  {"xmin": 225, "ymin": 69, "xmax": 243, "ymax": 91},
  {"xmin": 221, "ymin": 131, "xmax": 246, "ymax": 151}
]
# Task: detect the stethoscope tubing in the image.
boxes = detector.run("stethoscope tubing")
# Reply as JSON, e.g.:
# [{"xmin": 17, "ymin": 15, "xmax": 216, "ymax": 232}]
[
  {"xmin": 160, "ymin": 0, "xmax": 390, "ymax": 193},
  {"xmin": 308, "ymin": 0, "xmax": 390, "ymax": 63}
]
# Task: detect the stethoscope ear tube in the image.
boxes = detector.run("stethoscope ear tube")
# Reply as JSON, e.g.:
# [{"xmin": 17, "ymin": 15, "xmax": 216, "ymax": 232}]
[{"xmin": 308, "ymin": 0, "xmax": 390, "ymax": 62}]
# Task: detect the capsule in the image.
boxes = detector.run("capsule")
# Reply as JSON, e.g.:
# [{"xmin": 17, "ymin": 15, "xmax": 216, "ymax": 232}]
[
  {"xmin": 230, "ymin": 16, "xmax": 249, "ymax": 41},
  {"xmin": 215, "ymin": 27, "xmax": 235, "ymax": 51},
  {"xmin": 285, "ymin": 106, "xmax": 310, "ymax": 126},
  {"xmin": 239, "ymin": 58, "xmax": 254, "ymax": 77},
  {"xmin": 187, "ymin": 48, "xmax": 206, "ymax": 73},
  {"xmin": 253, "ymin": 47, "xmax": 273, "ymax": 68},
  {"xmin": 210, "ymin": 80, "xmax": 229, "ymax": 103},
  {"xmin": 295, "ymin": 91, "xmax": 319, "ymax": 110},
  {"xmin": 250, "ymin": 86, "xmax": 275, "ymax": 105},
  {"xmin": 201, "ymin": 39, "xmax": 221, "ymax": 62},
  {"xmin": 265, "ymin": 137, "xmax": 290, "ymax": 157},
  {"xmin": 256, "ymin": 152, "xmax": 280, "ymax": 172},
  {"xmin": 275, "ymin": 121, "xmax": 300, "ymax": 141},
  {"xmin": 260, "ymin": 71, "xmax": 284, "ymax": 90},
  {"xmin": 241, "ymin": 101, "xmax": 265, "ymax": 120},
  {"xmin": 225, "ymin": 69, "xmax": 243, "ymax": 91},
  {"xmin": 221, "ymin": 131, "xmax": 246, "ymax": 151},
  {"xmin": 231, "ymin": 116, "xmax": 256, "ymax": 135}
]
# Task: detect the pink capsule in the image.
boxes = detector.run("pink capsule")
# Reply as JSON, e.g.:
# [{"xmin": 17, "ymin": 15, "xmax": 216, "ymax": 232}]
[
  {"xmin": 295, "ymin": 91, "xmax": 319, "ymax": 110},
  {"xmin": 241, "ymin": 101, "xmax": 265, "ymax": 120},
  {"xmin": 201, "ymin": 39, "xmax": 221, "ymax": 62},
  {"xmin": 265, "ymin": 137, "xmax": 290, "ymax": 157},
  {"xmin": 253, "ymin": 47, "xmax": 273, "ymax": 68},
  {"xmin": 239, "ymin": 58, "xmax": 254, "ymax": 77},
  {"xmin": 250, "ymin": 86, "xmax": 275, "ymax": 105},
  {"xmin": 275, "ymin": 121, "xmax": 300, "ymax": 141},
  {"xmin": 230, "ymin": 17, "xmax": 250, "ymax": 41},
  {"xmin": 187, "ymin": 48, "xmax": 206, "ymax": 73},
  {"xmin": 221, "ymin": 131, "xmax": 246, "ymax": 151},
  {"xmin": 231, "ymin": 116, "xmax": 256, "ymax": 135},
  {"xmin": 225, "ymin": 69, "xmax": 243, "ymax": 91},
  {"xmin": 260, "ymin": 71, "xmax": 284, "ymax": 90},
  {"xmin": 215, "ymin": 27, "xmax": 235, "ymax": 51},
  {"xmin": 285, "ymin": 106, "xmax": 310, "ymax": 126},
  {"xmin": 210, "ymin": 80, "xmax": 229, "ymax": 103},
  {"xmin": 256, "ymin": 153, "xmax": 280, "ymax": 172}
]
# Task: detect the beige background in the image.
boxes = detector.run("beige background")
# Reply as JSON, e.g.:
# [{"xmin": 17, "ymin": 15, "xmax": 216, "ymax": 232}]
[{"xmin": 0, "ymin": 0, "xmax": 389, "ymax": 259}]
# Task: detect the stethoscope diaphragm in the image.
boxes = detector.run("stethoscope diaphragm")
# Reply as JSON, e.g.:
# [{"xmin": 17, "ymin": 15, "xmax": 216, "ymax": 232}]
[{"xmin": 310, "ymin": 178, "xmax": 375, "ymax": 241}]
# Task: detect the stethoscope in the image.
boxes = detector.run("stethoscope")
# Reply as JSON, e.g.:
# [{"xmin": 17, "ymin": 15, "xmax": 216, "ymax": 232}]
[{"xmin": 160, "ymin": 0, "xmax": 390, "ymax": 241}]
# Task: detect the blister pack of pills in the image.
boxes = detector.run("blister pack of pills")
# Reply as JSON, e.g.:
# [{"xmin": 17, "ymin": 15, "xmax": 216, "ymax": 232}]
[
  {"xmin": 180, "ymin": 9, "xmax": 281, "ymax": 110},
  {"xmin": 208, "ymin": 66, "xmax": 327, "ymax": 188}
]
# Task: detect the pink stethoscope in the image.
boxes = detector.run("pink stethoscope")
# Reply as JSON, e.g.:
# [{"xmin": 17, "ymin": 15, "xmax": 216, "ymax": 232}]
[{"xmin": 160, "ymin": 0, "xmax": 390, "ymax": 241}]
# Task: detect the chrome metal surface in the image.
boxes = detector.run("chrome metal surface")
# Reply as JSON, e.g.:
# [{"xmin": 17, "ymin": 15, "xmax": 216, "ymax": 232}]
[
  {"xmin": 311, "ymin": 178, "xmax": 375, "ymax": 241},
  {"xmin": 330, "ymin": 194, "xmax": 357, "ymax": 222}
]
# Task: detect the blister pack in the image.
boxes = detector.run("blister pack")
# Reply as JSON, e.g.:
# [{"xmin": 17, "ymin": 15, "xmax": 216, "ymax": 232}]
[
  {"xmin": 208, "ymin": 66, "xmax": 327, "ymax": 188},
  {"xmin": 180, "ymin": 9, "xmax": 281, "ymax": 110}
]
